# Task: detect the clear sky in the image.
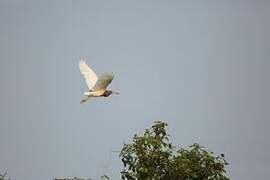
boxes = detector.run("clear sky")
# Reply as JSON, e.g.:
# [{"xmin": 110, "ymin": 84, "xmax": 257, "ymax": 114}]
[{"xmin": 0, "ymin": 0, "xmax": 269, "ymax": 179}]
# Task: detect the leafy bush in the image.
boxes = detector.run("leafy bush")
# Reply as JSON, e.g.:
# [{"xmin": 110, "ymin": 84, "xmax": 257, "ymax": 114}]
[
  {"xmin": 120, "ymin": 121, "xmax": 229, "ymax": 180},
  {"xmin": 0, "ymin": 172, "xmax": 10, "ymax": 180}
]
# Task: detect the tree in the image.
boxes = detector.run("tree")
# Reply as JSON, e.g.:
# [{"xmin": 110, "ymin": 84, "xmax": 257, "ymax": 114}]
[
  {"xmin": 120, "ymin": 121, "xmax": 229, "ymax": 180},
  {"xmin": 0, "ymin": 172, "xmax": 10, "ymax": 180}
]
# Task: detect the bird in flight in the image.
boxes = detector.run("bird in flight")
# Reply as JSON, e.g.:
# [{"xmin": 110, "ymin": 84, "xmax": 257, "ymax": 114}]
[{"xmin": 79, "ymin": 59, "xmax": 119, "ymax": 104}]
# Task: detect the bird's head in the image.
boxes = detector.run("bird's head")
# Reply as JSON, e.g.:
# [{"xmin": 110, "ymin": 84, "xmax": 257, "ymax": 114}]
[{"xmin": 103, "ymin": 90, "xmax": 120, "ymax": 97}]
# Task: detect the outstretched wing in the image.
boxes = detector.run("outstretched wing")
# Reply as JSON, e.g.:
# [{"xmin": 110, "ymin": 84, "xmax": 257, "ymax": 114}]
[
  {"xmin": 92, "ymin": 73, "xmax": 114, "ymax": 91},
  {"xmin": 79, "ymin": 59, "xmax": 98, "ymax": 90}
]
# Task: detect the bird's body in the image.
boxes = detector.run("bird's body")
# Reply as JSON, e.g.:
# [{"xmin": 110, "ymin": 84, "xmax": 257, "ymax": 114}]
[
  {"xmin": 79, "ymin": 59, "xmax": 119, "ymax": 103},
  {"xmin": 84, "ymin": 89, "xmax": 105, "ymax": 96}
]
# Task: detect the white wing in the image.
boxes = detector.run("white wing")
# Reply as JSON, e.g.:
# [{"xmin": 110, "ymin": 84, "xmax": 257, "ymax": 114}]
[
  {"xmin": 79, "ymin": 59, "xmax": 98, "ymax": 90},
  {"xmin": 92, "ymin": 73, "xmax": 114, "ymax": 91}
]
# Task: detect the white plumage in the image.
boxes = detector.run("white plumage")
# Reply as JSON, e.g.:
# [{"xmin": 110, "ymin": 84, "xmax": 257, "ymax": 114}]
[
  {"xmin": 79, "ymin": 59, "xmax": 119, "ymax": 103},
  {"xmin": 79, "ymin": 60, "xmax": 98, "ymax": 90}
]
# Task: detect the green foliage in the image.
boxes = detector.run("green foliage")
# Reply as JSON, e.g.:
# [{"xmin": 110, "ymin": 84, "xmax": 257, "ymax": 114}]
[
  {"xmin": 0, "ymin": 172, "xmax": 10, "ymax": 180},
  {"xmin": 120, "ymin": 121, "xmax": 229, "ymax": 180},
  {"xmin": 100, "ymin": 175, "xmax": 110, "ymax": 180}
]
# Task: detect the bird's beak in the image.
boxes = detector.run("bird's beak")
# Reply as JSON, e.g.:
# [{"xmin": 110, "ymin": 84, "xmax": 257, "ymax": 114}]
[{"xmin": 113, "ymin": 91, "xmax": 120, "ymax": 95}]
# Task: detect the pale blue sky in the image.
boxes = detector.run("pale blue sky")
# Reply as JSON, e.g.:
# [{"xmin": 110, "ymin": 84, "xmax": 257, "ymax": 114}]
[{"xmin": 0, "ymin": 1, "xmax": 270, "ymax": 179}]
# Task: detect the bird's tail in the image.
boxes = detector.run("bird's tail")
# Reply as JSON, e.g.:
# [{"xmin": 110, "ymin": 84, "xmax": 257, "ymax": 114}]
[{"xmin": 80, "ymin": 95, "xmax": 91, "ymax": 104}]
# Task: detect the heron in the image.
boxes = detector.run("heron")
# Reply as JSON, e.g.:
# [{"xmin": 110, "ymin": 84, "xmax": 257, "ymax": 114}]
[{"xmin": 79, "ymin": 59, "xmax": 119, "ymax": 104}]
